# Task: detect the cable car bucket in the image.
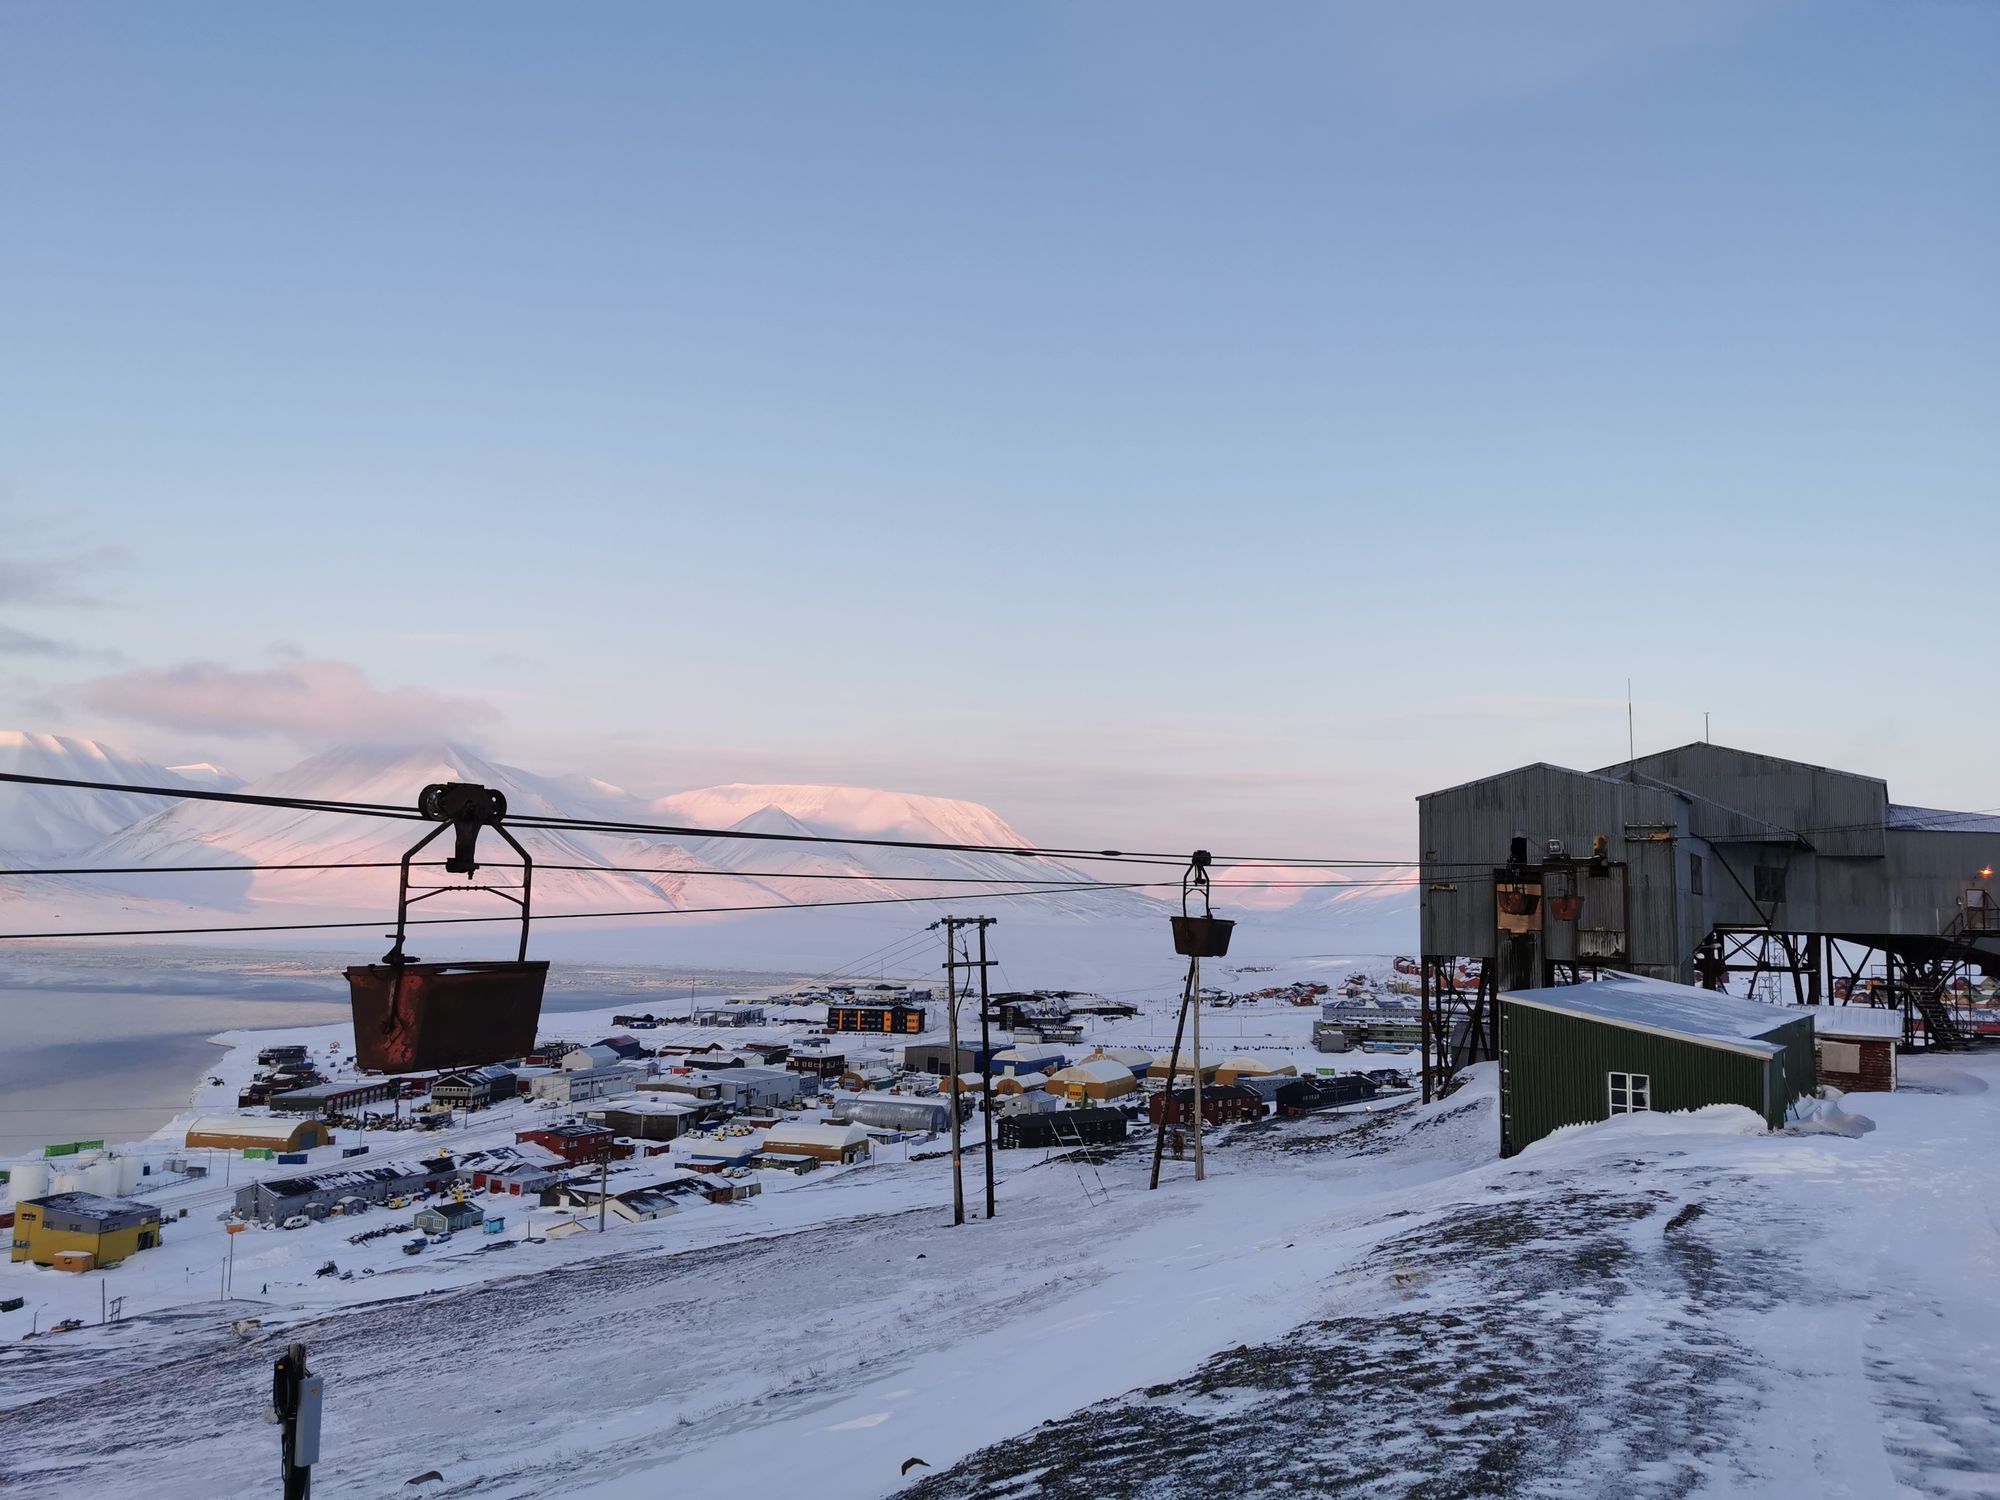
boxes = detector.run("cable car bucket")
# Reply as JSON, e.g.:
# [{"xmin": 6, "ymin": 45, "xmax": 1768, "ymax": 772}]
[
  {"xmin": 1170, "ymin": 849, "xmax": 1234, "ymax": 958},
  {"xmin": 345, "ymin": 783, "xmax": 548, "ymax": 1072}
]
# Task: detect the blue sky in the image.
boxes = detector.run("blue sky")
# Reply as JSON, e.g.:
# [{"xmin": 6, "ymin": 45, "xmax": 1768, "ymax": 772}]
[{"xmin": 2, "ymin": 1, "xmax": 1995, "ymax": 854}]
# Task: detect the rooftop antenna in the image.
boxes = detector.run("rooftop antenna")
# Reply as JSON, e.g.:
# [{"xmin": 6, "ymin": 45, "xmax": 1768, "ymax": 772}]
[
  {"xmin": 1705, "ymin": 711, "xmax": 1711, "ymax": 744},
  {"xmin": 1626, "ymin": 679, "xmax": 1635, "ymax": 777}
]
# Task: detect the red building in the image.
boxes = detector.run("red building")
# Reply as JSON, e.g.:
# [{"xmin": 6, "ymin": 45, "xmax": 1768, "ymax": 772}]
[
  {"xmin": 515, "ymin": 1124, "xmax": 634, "ymax": 1166},
  {"xmin": 1147, "ymin": 1084, "xmax": 1265, "ymax": 1128},
  {"xmin": 1813, "ymin": 1011, "xmax": 1900, "ymax": 1092}
]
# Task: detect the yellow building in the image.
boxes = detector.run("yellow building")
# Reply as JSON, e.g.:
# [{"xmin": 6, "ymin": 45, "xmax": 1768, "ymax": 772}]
[
  {"xmin": 184, "ymin": 1116, "xmax": 333, "ymax": 1153},
  {"xmin": 10, "ymin": 1192, "xmax": 163, "ymax": 1269}
]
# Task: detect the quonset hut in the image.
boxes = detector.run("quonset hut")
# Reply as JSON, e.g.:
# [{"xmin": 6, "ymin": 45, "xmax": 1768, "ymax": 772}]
[{"xmin": 1417, "ymin": 743, "xmax": 2000, "ymax": 1096}]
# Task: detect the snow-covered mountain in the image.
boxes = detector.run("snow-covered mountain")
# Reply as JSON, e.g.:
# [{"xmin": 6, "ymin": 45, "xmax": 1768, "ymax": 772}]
[
  {"xmin": 0, "ymin": 732, "xmax": 1411, "ymax": 944},
  {"xmin": 0, "ymin": 732, "xmax": 207, "ymax": 858}
]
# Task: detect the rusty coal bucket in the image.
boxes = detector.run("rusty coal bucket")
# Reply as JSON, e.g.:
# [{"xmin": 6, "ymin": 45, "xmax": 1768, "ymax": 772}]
[
  {"xmin": 345, "ymin": 960, "xmax": 548, "ymax": 1073},
  {"xmin": 1171, "ymin": 915, "xmax": 1235, "ymax": 958},
  {"xmin": 1548, "ymin": 895, "xmax": 1584, "ymax": 922}
]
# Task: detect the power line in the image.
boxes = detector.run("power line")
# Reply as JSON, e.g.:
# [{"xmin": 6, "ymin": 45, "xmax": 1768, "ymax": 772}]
[
  {"xmin": 0, "ymin": 880, "xmax": 1158, "ymax": 943},
  {"xmin": 0, "ymin": 769, "xmax": 1408, "ymax": 869},
  {"xmin": 0, "ymin": 857, "xmax": 1421, "ymax": 890}
]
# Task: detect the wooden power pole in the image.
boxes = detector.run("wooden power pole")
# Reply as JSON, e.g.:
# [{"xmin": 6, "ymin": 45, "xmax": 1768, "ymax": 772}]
[{"xmin": 933, "ymin": 916, "xmax": 996, "ymax": 1226}]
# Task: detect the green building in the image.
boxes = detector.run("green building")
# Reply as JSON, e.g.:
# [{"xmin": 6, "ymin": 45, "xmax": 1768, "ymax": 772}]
[{"xmin": 1498, "ymin": 976, "xmax": 1816, "ymax": 1155}]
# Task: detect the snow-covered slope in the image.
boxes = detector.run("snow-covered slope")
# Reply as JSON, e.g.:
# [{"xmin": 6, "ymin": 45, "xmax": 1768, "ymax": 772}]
[{"xmin": 0, "ymin": 731, "xmax": 204, "ymax": 857}]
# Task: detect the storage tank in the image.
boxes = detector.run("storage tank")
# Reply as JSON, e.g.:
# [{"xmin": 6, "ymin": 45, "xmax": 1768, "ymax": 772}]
[
  {"xmin": 8, "ymin": 1159, "xmax": 51, "ymax": 1201},
  {"xmin": 82, "ymin": 1159, "xmax": 122, "ymax": 1197},
  {"xmin": 116, "ymin": 1155, "xmax": 143, "ymax": 1195}
]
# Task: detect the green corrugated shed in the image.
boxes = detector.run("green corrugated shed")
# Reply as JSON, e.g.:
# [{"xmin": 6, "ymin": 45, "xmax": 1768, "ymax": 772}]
[{"xmin": 1499, "ymin": 976, "xmax": 1816, "ymax": 1155}]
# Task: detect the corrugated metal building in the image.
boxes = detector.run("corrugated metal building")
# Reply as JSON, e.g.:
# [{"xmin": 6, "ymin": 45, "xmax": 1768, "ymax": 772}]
[
  {"xmin": 1417, "ymin": 743, "xmax": 2000, "ymax": 1090},
  {"xmin": 1498, "ymin": 976, "xmax": 1815, "ymax": 1155}
]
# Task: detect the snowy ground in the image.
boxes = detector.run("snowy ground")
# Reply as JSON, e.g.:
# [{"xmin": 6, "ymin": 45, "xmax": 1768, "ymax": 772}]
[{"xmin": 3, "ymin": 1027, "xmax": 1997, "ymax": 1498}]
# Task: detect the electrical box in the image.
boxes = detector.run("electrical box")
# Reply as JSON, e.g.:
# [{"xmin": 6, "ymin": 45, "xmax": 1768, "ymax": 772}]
[{"xmin": 293, "ymin": 1374, "xmax": 325, "ymax": 1467}]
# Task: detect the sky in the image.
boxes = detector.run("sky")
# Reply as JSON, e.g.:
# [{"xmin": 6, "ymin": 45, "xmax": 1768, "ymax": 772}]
[{"xmin": 2, "ymin": 0, "xmax": 1996, "ymax": 858}]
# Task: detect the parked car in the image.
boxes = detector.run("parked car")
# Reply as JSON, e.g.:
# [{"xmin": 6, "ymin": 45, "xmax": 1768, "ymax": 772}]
[
  {"xmin": 281, "ymin": 1215, "xmax": 311, "ymax": 1231},
  {"xmin": 402, "ymin": 1239, "xmax": 425, "ymax": 1255}
]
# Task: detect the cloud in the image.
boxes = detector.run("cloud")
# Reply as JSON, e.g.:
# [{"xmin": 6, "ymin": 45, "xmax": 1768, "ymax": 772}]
[
  {"xmin": 0, "ymin": 546, "xmax": 125, "ymax": 607},
  {"xmin": 79, "ymin": 659, "xmax": 501, "ymax": 743},
  {"xmin": 0, "ymin": 624, "xmax": 94, "ymax": 659}
]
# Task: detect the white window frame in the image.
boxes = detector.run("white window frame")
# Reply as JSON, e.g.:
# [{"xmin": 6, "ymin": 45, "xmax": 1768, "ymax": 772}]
[{"xmin": 1608, "ymin": 1071, "xmax": 1651, "ymax": 1115}]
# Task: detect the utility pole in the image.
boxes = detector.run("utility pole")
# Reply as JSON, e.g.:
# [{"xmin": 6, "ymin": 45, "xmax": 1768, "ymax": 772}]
[
  {"xmin": 977, "ymin": 919, "xmax": 997, "ymax": 1219},
  {"xmin": 1190, "ymin": 951, "xmax": 1206, "ymax": 1182},
  {"xmin": 598, "ymin": 1146, "xmax": 610, "ymax": 1235},
  {"xmin": 931, "ymin": 916, "xmax": 997, "ymax": 1227},
  {"xmin": 271, "ymin": 1341, "xmax": 322, "ymax": 1499}
]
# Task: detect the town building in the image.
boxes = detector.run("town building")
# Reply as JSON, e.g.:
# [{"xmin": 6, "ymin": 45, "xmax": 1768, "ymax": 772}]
[
  {"xmin": 414, "ymin": 1201, "xmax": 484, "ymax": 1234},
  {"xmin": 592, "ymin": 1034, "xmax": 649, "ymax": 1060},
  {"xmin": 268, "ymin": 1078, "xmax": 402, "ymax": 1115},
  {"xmin": 430, "ymin": 1065, "xmax": 519, "ymax": 1111},
  {"xmin": 1496, "ymin": 975, "xmax": 1817, "ymax": 1155},
  {"xmin": 10, "ymin": 1192, "xmax": 163, "ymax": 1268},
  {"xmin": 456, "ymin": 1144, "xmax": 569, "ymax": 1197},
  {"xmin": 1149, "ymin": 1084, "xmax": 1266, "ymax": 1128},
  {"xmin": 185, "ymin": 1117, "xmax": 333, "ymax": 1153},
  {"xmin": 692, "ymin": 1004, "xmax": 767, "ymax": 1027},
  {"xmin": 787, "ymin": 1048, "xmax": 848, "ymax": 1082},
  {"xmin": 827, "ymin": 1001, "xmax": 926, "ymax": 1035},
  {"xmin": 517, "ymin": 1124, "xmax": 634, "ymax": 1166},
  {"xmin": 562, "ymin": 1045, "xmax": 624, "ymax": 1073},
  {"xmin": 760, "ymin": 1122, "xmax": 872, "ymax": 1164},
  {"xmin": 998, "ymin": 1107, "xmax": 1127, "ymax": 1149},
  {"xmin": 258, "ymin": 1044, "xmax": 311, "ymax": 1068},
  {"xmin": 1042, "ymin": 1058, "xmax": 1140, "ymax": 1104}
]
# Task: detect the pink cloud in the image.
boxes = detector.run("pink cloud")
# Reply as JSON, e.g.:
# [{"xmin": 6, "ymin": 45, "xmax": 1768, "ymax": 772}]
[{"xmin": 80, "ymin": 659, "xmax": 500, "ymax": 743}]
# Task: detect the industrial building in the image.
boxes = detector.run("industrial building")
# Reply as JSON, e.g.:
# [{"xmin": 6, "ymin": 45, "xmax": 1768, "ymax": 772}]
[
  {"xmin": 268, "ymin": 1078, "xmax": 402, "ymax": 1115},
  {"xmin": 1211, "ymin": 1056, "xmax": 1298, "ymax": 1087},
  {"xmin": 903, "ymin": 1041, "xmax": 999, "ymax": 1076},
  {"xmin": 833, "ymin": 1095, "xmax": 956, "ymax": 1134},
  {"xmin": 1497, "ymin": 976, "xmax": 1816, "ymax": 1155},
  {"xmin": 233, "ymin": 1158, "xmax": 453, "ymax": 1224},
  {"xmin": 1275, "ymin": 1076, "xmax": 1379, "ymax": 1115},
  {"xmin": 587, "ymin": 1102, "xmax": 700, "ymax": 1142},
  {"xmin": 1042, "ymin": 1058, "xmax": 1139, "ymax": 1103},
  {"xmin": 760, "ymin": 1122, "xmax": 871, "ymax": 1164},
  {"xmin": 692, "ymin": 1004, "xmax": 766, "ymax": 1027},
  {"xmin": 530, "ymin": 1067, "xmax": 634, "ymax": 1105},
  {"xmin": 185, "ymin": 1116, "xmax": 333, "ymax": 1153},
  {"xmin": 1418, "ymin": 743, "xmax": 2000, "ymax": 1095},
  {"xmin": 992, "ymin": 1043, "xmax": 1068, "ymax": 1076},
  {"xmin": 9, "ymin": 1192, "xmax": 162, "ymax": 1268}
]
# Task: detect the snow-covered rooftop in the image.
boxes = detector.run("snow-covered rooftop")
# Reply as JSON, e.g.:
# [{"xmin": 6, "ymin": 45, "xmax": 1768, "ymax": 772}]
[
  {"xmin": 1883, "ymin": 803, "xmax": 2000, "ymax": 834},
  {"xmin": 1504, "ymin": 976, "xmax": 1801, "ymax": 1058},
  {"xmin": 1778, "ymin": 1006, "xmax": 1905, "ymax": 1040}
]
